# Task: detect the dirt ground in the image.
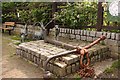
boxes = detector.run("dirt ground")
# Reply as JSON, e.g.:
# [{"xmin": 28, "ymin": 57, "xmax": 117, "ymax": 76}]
[{"xmin": 2, "ymin": 33, "xmax": 44, "ymax": 78}]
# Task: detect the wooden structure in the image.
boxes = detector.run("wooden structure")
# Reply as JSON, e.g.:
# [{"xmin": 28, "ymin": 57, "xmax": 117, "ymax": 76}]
[{"xmin": 0, "ymin": 22, "xmax": 16, "ymax": 35}]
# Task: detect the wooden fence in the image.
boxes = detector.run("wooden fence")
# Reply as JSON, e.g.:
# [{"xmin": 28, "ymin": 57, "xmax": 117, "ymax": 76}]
[{"xmin": 2, "ymin": 2, "xmax": 120, "ymax": 31}]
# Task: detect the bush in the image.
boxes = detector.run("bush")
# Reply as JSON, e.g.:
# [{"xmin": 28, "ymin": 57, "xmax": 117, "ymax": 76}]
[{"xmin": 54, "ymin": 2, "xmax": 97, "ymax": 29}]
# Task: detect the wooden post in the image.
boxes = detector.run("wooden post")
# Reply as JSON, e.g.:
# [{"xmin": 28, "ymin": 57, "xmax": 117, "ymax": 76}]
[
  {"xmin": 52, "ymin": 2, "xmax": 57, "ymax": 25},
  {"xmin": 96, "ymin": 1, "xmax": 103, "ymax": 31},
  {"xmin": 45, "ymin": 2, "xmax": 57, "ymax": 35}
]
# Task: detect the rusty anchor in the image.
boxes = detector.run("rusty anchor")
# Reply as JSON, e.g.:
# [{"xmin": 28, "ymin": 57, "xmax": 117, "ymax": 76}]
[
  {"xmin": 43, "ymin": 35, "xmax": 106, "ymax": 78},
  {"xmin": 35, "ymin": 19, "xmax": 106, "ymax": 78}
]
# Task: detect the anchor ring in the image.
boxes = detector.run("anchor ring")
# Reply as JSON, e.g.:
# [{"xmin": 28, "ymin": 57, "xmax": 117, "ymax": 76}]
[{"xmin": 80, "ymin": 49, "xmax": 90, "ymax": 68}]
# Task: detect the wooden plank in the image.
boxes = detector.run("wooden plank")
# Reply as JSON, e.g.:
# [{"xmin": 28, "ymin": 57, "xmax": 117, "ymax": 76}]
[{"xmin": 4, "ymin": 22, "xmax": 15, "ymax": 26}]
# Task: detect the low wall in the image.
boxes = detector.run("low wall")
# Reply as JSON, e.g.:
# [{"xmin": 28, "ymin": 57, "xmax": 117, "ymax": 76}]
[
  {"xmin": 14, "ymin": 24, "xmax": 120, "ymax": 54},
  {"xmin": 58, "ymin": 28, "xmax": 120, "ymax": 54}
]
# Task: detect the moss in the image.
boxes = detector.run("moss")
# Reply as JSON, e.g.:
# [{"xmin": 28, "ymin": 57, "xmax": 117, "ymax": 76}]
[
  {"xmin": 100, "ymin": 41, "xmax": 105, "ymax": 45},
  {"xmin": 14, "ymin": 42, "xmax": 21, "ymax": 45},
  {"xmin": 111, "ymin": 60, "xmax": 120, "ymax": 69},
  {"xmin": 104, "ymin": 67, "xmax": 114, "ymax": 73},
  {"xmin": 11, "ymin": 35, "xmax": 21, "ymax": 40},
  {"xmin": 74, "ymin": 74, "xmax": 81, "ymax": 79},
  {"xmin": 104, "ymin": 60, "xmax": 120, "ymax": 73}
]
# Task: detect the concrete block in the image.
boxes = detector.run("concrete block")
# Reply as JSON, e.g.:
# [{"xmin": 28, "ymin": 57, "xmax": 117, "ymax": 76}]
[
  {"xmin": 93, "ymin": 50, "xmax": 98, "ymax": 56},
  {"xmin": 101, "ymin": 46, "xmax": 109, "ymax": 52},
  {"xmin": 86, "ymin": 30, "xmax": 90, "ymax": 36},
  {"xmin": 76, "ymin": 35, "xmax": 80, "ymax": 40},
  {"xmin": 36, "ymin": 58, "xmax": 40, "ymax": 65},
  {"xmin": 54, "ymin": 61, "xmax": 67, "ymax": 68},
  {"xmin": 80, "ymin": 30, "xmax": 84, "ymax": 36},
  {"xmin": 69, "ymin": 29, "xmax": 72, "ymax": 34},
  {"xmin": 103, "ymin": 32, "xmax": 107, "ymax": 37},
  {"xmin": 59, "ymin": 28, "xmax": 62, "ymax": 33},
  {"xmin": 49, "ymin": 63, "xmax": 54, "ymax": 72},
  {"xmin": 116, "ymin": 33, "xmax": 120, "ymax": 41},
  {"xmin": 64, "ymin": 28, "xmax": 67, "ymax": 33},
  {"xmin": 110, "ymin": 45, "xmax": 120, "ymax": 53},
  {"xmin": 83, "ymin": 30, "xmax": 87, "ymax": 36},
  {"xmin": 97, "ymin": 49, "xmax": 102, "ymax": 54},
  {"xmin": 62, "ymin": 33, "xmax": 66, "ymax": 37},
  {"xmin": 16, "ymin": 48, "xmax": 21, "ymax": 55},
  {"xmin": 81, "ymin": 36, "xmax": 87, "ymax": 41},
  {"xmin": 118, "ymin": 41, "xmax": 120, "ymax": 47},
  {"xmin": 88, "ymin": 50, "xmax": 94, "ymax": 57},
  {"xmin": 75, "ymin": 29, "xmax": 79, "ymax": 34},
  {"xmin": 78, "ymin": 30, "xmax": 81, "ymax": 35},
  {"xmin": 75, "ymin": 62, "xmax": 80, "ymax": 71},
  {"xmin": 96, "ymin": 32, "xmax": 103, "ymax": 37},
  {"xmin": 111, "ymin": 33, "xmax": 116, "ymax": 40},
  {"xmin": 54, "ymin": 61, "xmax": 67, "ymax": 76},
  {"xmin": 103, "ymin": 39, "xmax": 107, "ymax": 45},
  {"xmin": 107, "ymin": 39, "xmax": 118, "ymax": 46},
  {"xmin": 66, "ymin": 29, "xmax": 70, "ymax": 34},
  {"xmin": 66, "ymin": 65, "xmax": 72, "ymax": 74},
  {"xmin": 72, "ymin": 29, "xmax": 75, "ymax": 34},
  {"xmin": 106, "ymin": 32, "xmax": 111, "ymax": 39},
  {"xmin": 61, "ymin": 28, "xmax": 65, "ymax": 33},
  {"xmin": 27, "ymin": 53, "xmax": 30, "ymax": 60},
  {"xmin": 62, "ymin": 56, "xmax": 73, "ymax": 65},
  {"xmin": 59, "ymin": 33, "xmax": 62, "ymax": 37},
  {"xmin": 91, "ymin": 57, "xmax": 95, "ymax": 64},
  {"xmin": 69, "ymin": 54, "xmax": 79, "ymax": 62},
  {"xmin": 70, "ymin": 34, "xmax": 75, "ymax": 39},
  {"xmin": 86, "ymin": 36, "xmax": 93, "ymax": 42},
  {"xmin": 90, "ymin": 31, "xmax": 96, "ymax": 37},
  {"xmin": 41, "ymin": 52, "xmax": 52, "ymax": 61},
  {"xmin": 71, "ymin": 64, "xmax": 76, "ymax": 73}
]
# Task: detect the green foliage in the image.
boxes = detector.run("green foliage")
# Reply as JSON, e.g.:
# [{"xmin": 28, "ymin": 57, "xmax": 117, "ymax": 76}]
[
  {"xmin": 11, "ymin": 35, "xmax": 21, "ymax": 40},
  {"xmin": 73, "ymin": 73, "xmax": 81, "ymax": 79},
  {"xmin": 104, "ymin": 67, "xmax": 114, "ymax": 73},
  {"xmin": 111, "ymin": 60, "xmax": 120, "ymax": 69},
  {"xmin": 2, "ymin": 2, "xmax": 52, "ymax": 24},
  {"xmin": 14, "ymin": 42, "xmax": 21, "ymax": 45},
  {"xmin": 54, "ymin": 2, "xmax": 97, "ymax": 29},
  {"xmin": 104, "ymin": 60, "xmax": 120, "ymax": 73}
]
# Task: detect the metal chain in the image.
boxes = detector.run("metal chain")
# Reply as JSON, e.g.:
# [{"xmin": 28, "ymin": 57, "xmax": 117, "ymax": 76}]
[{"xmin": 76, "ymin": 47, "xmax": 95, "ymax": 78}]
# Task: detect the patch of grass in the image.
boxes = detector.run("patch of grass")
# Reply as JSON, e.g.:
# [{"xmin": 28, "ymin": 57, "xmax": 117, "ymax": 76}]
[
  {"xmin": 25, "ymin": 39, "xmax": 32, "ymax": 42},
  {"xmin": 104, "ymin": 67, "xmax": 114, "ymax": 73},
  {"xmin": 11, "ymin": 35, "xmax": 21, "ymax": 40},
  {"xmin": 100, "ymin": 41, "xmax": 105, "ymax": 45},
  {"xmin": 104, "ymin": 60, "xmax": 120, "ymax": 73},
  {"xmin": 74, "ymin": 73, "xmax": 81, "ymax": 79},
  {"xmin": 111, "ymin": 60, "xmax": 120, "ymax": 69},
  {"xmin": 14, "ymin": 42, "xmax": 21, "ymax": 45}
]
